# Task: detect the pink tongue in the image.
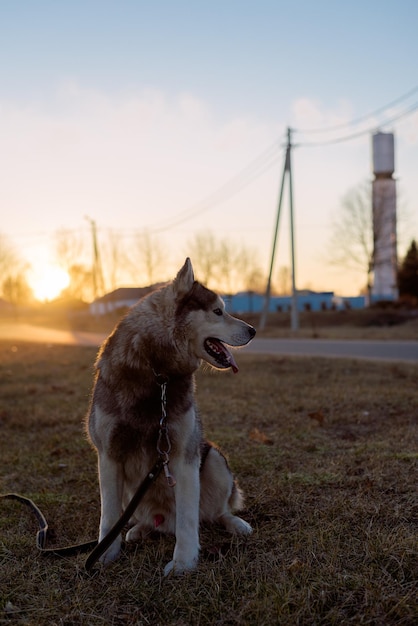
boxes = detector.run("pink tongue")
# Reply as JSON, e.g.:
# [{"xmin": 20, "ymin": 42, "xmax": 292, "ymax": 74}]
[
  {"xmin": 209, "ymin": 338, "xmax": 239, "ymax": 373},
  {"xmin": 217, "ymin": 339, "xmax": 239, "ymax": 373},
  {"xmin": 229, "ymin": 353, "xmax": 239, "ymax": 374}
]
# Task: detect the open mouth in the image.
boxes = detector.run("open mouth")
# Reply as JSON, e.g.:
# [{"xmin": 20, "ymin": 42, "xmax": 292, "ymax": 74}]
[{"xmin": 204, "ymin": 338, "xmax": 239, "ymax": 373}]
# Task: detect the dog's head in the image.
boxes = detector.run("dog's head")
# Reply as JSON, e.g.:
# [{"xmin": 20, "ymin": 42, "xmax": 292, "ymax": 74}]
[{"xmin": 173, "ymin": 258, "xmax": 256, "ymax": 373}]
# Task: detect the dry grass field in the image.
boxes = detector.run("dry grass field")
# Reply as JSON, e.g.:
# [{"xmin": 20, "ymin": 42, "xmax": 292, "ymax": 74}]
[{"xmin": 0, "ymin": 338, "xmax": 417, "ymax": 625}]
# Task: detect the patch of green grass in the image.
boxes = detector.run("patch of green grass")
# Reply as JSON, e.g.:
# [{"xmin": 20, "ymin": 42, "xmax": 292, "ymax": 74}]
[{"xmin": 0, "ymin": 340, "xmax": 417, "ymax": 625}]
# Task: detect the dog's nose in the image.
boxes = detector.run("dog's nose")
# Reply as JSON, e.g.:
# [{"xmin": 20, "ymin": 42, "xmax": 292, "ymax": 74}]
[{"xmin": 248, "ymin": 326, "xmax": 256, "ymax": 338}]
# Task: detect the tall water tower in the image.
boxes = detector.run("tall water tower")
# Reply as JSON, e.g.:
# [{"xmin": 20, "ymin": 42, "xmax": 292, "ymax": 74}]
[{"xmin": 371, "ymin": 131, "xmax": 398, "ymax": 300}]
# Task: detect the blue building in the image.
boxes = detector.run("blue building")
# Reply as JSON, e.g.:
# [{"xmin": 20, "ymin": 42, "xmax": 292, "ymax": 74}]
[{"xmin": 223, "ymin": 291, "xmax": 366, "ymax": 314}]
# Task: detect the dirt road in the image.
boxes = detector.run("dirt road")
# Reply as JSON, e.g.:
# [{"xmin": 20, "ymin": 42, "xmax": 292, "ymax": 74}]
[{"xmin": 0, "ymin": 322, "xmax": 105, "ymax": 347}]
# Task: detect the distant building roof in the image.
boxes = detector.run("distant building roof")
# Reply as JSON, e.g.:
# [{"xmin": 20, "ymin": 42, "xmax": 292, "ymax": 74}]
[{"xmin": 92, "ymin": 283, "xmax": 167, "ymax": 305}]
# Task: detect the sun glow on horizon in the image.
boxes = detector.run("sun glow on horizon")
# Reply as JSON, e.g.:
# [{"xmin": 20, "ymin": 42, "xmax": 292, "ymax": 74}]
[{"xmin": 30, "ymin": 264, "xmax": 70, "ymax": 302}]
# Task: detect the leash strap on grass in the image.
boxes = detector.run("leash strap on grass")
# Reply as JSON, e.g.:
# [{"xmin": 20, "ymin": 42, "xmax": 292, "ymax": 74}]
[
  {"xmin": 0, "ymin": 492, "xmax": 98, "ymax": 556},
  {"xmin": 0, "ymin": 459, "xmax": 164, "ymax": 572}
]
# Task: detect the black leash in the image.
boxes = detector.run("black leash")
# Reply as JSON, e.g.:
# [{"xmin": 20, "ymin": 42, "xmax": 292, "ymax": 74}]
[{"xmin": 1, "ymin": 458, "xmax": 163, "ymax": 573}]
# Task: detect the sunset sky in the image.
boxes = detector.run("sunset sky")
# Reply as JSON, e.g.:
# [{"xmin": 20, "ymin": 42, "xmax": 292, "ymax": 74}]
[{"xmin": 1, "ymin": 0, "xmax": 418, "ymax": 297}]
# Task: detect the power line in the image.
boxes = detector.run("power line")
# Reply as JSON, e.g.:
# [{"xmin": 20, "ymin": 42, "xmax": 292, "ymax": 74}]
[
  {"xmin": 146, "ymin": 142, "xmax": 282, "ymax": 233},
  {"xmin": 294, "ymin": 85, "xmax": 418, "ymax": 134},
  {"xmin": 296, "ymin": 99, "xmax": 418, "ymax": 148}
]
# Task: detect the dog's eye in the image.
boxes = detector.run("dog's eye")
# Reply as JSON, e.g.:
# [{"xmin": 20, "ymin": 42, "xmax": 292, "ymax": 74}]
[{"xmin": 213, "ymin": 308, "xmax": 223, "ymax": 316}]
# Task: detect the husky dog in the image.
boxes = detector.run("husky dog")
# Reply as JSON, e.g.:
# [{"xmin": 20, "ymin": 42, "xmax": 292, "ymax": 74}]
[{"xmin": 87, "ymin": 258, "xmax": 256, "ymax": 575}]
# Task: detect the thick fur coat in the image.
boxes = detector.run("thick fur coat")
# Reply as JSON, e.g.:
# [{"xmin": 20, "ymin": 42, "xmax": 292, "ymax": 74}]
[{"xmin": 87, "ymin": 258, "xmax": 255, "ymax": 574}]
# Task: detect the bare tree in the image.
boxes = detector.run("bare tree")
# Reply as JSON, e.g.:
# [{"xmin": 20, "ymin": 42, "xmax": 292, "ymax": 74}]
[
  {"xmin": 54, "ymin": 228, "xmax": 87, "ymax": 272},
  {"xmin": 102, "ymin": 230, "xmax": 130, "ymax": 292},
  {"xmin": 217, "ymin": 239, "xmax": 236, "ymax": 294},
  {"xmin": 327, "ymin": 181, "xmax": 379, "ymax": 297},
  {"xmin": 329, "ymin": 182, "xmax": 373, "ymax": 272},
  {"xmin": 129, "ymin": 231, "xmax": 166, "ymax": 286},
  {"xmin": 233, "ymin": 243, "xmax": 265, "ymax": 293},
  {"xmin": 0, "ymin": 234, "xmax": 32, "ymax": 304},
  {"xmin": 61, "ymin": 264, "xmax": 94, "ymax": 302},
  {"xmin": 2, "ymin": 272, "xmax": 33, "ymax": 307},
  {"xmin": 0, "ymin": 235, "xmax": 14, "ymax": 276},
  {"xmin": 52, "ymin": 229, "xmax": 94, "ymax": 301},
  {"xmin": 187, "ymin": 231, "xmax": 264, "ymax": 293},
  {"xmin": 245, "ymin": 266, "xmax": 265, "ymax": 293},
  {"xmin": 187, "ymin": 231, "xmax": 219, "ymax": 287}
]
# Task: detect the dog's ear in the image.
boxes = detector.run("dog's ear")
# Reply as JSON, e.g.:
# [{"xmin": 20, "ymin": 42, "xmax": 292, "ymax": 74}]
[{"xmin": 173, "ymin": 258, "xmax": 195, "ymax": 297}]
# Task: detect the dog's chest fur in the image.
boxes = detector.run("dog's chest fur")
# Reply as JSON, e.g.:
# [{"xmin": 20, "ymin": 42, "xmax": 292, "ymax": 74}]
[{"xmin": 90, "ymin": 361, "xmax": 198, "ymax": 462}]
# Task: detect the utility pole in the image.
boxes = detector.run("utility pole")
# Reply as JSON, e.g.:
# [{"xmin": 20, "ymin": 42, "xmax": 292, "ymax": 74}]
[
  {"xmin": 259, "ymin": 139, "xmax": 289, "ymax": 330},
  {"xmin": 259, "ymin": 127, "xmax": 298, "ymax": 331},
  {"xmin": 287, "ymin": 128, "xmax": 299, "ymax": 332},
  {"xmin": 85, "ymin": 216, "xmax": 105, "ymax": 300}
]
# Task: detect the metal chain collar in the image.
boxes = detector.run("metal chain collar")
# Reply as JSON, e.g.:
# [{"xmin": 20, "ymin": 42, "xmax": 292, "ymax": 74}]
[{"xmin": 156, "ymin": 381, "xmax": 176, "ymax": 487}]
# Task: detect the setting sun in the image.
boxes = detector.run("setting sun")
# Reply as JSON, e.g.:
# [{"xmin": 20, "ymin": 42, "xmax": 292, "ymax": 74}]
[{"xmin": 30, "ymin": 265, "xmax": 70, "ymax": 302}]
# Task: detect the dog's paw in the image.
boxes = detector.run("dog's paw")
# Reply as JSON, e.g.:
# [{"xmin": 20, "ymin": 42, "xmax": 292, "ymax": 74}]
[
  {"xmin": 220, "ymin": 514, "xmax": 253, "ymax": 535},
  {"xmin": 125, "ymin": 524, "xmax": 145, "ymax": 543},
  {"xmin": 235, "ymin": 518, "xmax": 253, "ymax": 535},
  {"xmin": 163, "ymin": 558, "xmax": 198, "ymax": 577},
  {"xmin": 99, "ymin": 539, "xmax": 122, "ymax": 565}
]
